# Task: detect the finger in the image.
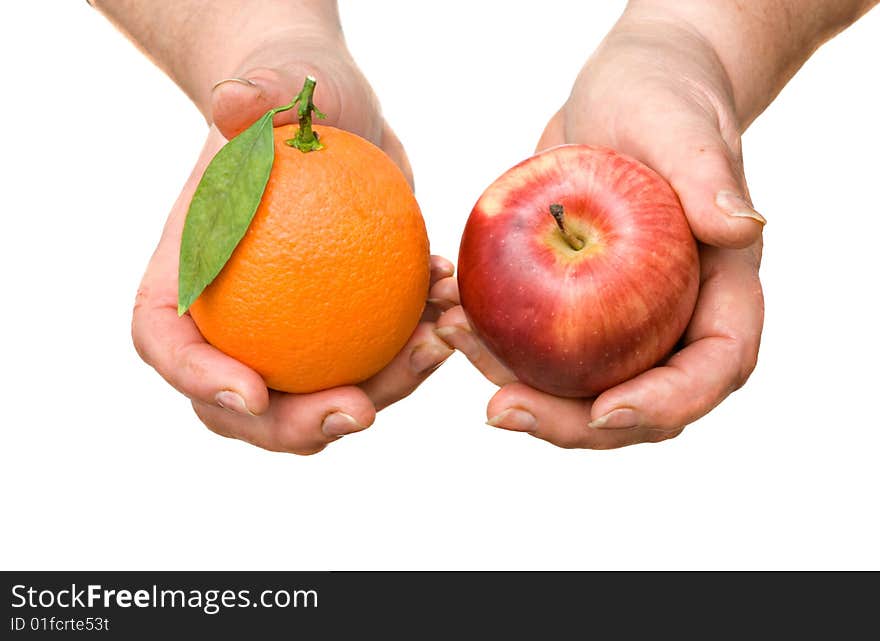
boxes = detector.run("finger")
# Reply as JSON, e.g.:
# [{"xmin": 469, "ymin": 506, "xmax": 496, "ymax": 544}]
[
  {"xmin": 427, "ymin": 276, "xmax": 459, "ymax": 312},
  {"xmin": 434, "ymin": 306, "xmax": 517, "ymax": 387},
  {"xmin": 614, "ymin": 106, "xmax": 764, "ymax": 249},
  {"xmin": 430, "ymin": 276, "xmax": 459, "ymax": 304},
  {"xmin": 424, "ymin": 257, "xmax": 458, "ymax": 318},
  {"xmin": 653, "ymin": 131, "xmax": 764, "ymax": 249},
  {"xmin": 193, "ymin": 385, "xmax": 376, "ymax": 455},
  {"xmin": 132, "ymin": 129, "xmax": 270, "ymax": 415},
  {"xmin": 485, "ymin": 383, "xmax": 679, "ymax": 449},
  {"xmin": 429, "ymin": 255, "xmax": 455, "ymax": 284},
  {"xmin": 588, "ymin": 243, "xmax": 764, "ymax": 432},
  {"xmin": 359, "ymin": 322, "xmax": 453, "ymax": 411},
  {"xmin": 423, "ymin": 259, "xmax": 458, "ymax": 322},
  {"xmin": 133, "ymin": 288, "xmax": 270, "ymax": 416},
  {"xmin": 212, "ymin": 69, "xmax": 412, "ymax": 195},
  {"xmin": 212, "ymin": 66, "xmax": 334, "ymax": 139},
  {"xmin": 212, "ymin": 65, "xmax": 382, "ymax": 145},
  {"xmin": 379, "ymin": 121, "xmax": 414, "ymax": 189},
  {"xmin": 553, "ymin": 88, "xmax": 764, "ymax": 249},
  {"xmin": 536, "ymin": 108, "xmax": 566, "ymax": 151}
]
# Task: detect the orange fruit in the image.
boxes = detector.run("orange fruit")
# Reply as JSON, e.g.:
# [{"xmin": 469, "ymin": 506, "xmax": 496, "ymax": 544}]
[{"xmin": 190, "ymin": 124, "xmax": 430, "ymax": 393}]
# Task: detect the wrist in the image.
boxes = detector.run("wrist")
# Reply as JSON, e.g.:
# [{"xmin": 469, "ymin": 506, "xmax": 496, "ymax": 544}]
[
  {"xmin": 622, "ymin": 0, "xmax": 878, "ymax": 128},
  {"xmin": 591, "ymin": 10, "xmax": 738, "ymax": 125},
  {"xmin": 94, "ymin": 0, "xmax": 346, "ymax": 118},
  {"xmin": 618, "ymin": 0, "xmax": 778, "ymax": 129}
]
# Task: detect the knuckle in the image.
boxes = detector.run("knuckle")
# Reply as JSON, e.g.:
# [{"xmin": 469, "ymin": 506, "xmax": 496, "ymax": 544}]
[
  {"xmin": 734, "ymin": 343, "xmax": 760, "ymax": 390},
  {"xmin": 191, "ymin": 402, "xmax": 222, "ymax": 434},
  {"xmin": 588, "ymin": 440, "xmax": 619, "ymax": 451},
  {"xmin": 130, "ymin": 324, "xmax": 153, "ymax": 367},
  {"xmin": 541, "ymin": 430, "xmax": 588, "ymax": 450},
  {"xmin": 438, "ymin": 305, "xmax": 467, "ymax": 327},
  {"xmin": 646, "ymin": 427, "xmax": 685, "ymax": 444},
  {"xmin": 171, "ymin": 342, "xmax": 208, "ymax": 382},
  {"xmin": 133, "ymin": 284, "xmax": 150, "ymax": 314},
  {"xmin": 131, "ymin": 327, "xmax": 149, "ymax": 364},
  {"xmin": 727, "ymin": 137, "xmax": 743, "ymax": 163},
  {"xmin": 130, "ymin": 290, "xmax": 152, "ymax": 362},
  {"xmin": 280, "ymin": 433, "xmax": 327, "ymax": 456},
  {"xmin": 737, "ymin": 358, "xmax": 758, "ymax": 389},
  {"xmin": 277, "ymin": 423, "xmax": 323, "ymax": 456},
  {"xmin": 287, "ymin": 442, "xmax": 328, "ymax": 456},
  {"xmin": 204, "ymin": 423, "xmax": 236, "ymax": 441}
]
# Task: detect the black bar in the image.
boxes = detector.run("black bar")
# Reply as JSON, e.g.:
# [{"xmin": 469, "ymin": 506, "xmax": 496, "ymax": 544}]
[{"xmin": 1, "ymin": 571, "xmax": 875, "ymax": 637}]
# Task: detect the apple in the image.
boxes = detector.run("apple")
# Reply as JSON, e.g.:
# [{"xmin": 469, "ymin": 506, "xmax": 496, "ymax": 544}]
[{"xmin": 457, "ymin": 144, "xmax": 700, "ymax": 398}]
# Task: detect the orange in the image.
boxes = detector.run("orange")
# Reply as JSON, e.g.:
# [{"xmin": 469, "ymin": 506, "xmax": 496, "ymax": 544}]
[{"xmin": 190, "ymin": 124, "xmax": 430, "ymax": 393}]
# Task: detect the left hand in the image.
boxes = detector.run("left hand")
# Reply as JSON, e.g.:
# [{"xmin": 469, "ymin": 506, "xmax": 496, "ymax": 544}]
[
  {"xmin": 435, "ymin": 15, "xmax": 765, "ymax": 449},
  {"xmin": 132, "ymin": 43, "xmax": 459, "ymax": 455}
]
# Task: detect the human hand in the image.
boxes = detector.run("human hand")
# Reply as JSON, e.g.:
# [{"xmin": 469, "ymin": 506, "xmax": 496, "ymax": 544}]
[
  {"xmin": 436, "ymin": 13, "xmax": 764, "ymax": 449},
  {"xmin": 132, "ymin": 40, "xmax": 457, "ymax": 454}
]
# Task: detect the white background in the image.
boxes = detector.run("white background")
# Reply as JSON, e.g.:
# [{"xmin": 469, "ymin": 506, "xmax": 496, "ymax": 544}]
[{"xmin": 1, "ymin": 1, "xmax": 878, "ymax": 570}]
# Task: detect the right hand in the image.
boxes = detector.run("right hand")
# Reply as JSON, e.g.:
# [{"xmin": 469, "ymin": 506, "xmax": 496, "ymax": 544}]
[
  {"xmin": 132, "ymin": 41, "xmax": 458, "ymax": 454},
  {"xmin": 436, "ymin": 13, "xmax": 766, "ymax": 449}
]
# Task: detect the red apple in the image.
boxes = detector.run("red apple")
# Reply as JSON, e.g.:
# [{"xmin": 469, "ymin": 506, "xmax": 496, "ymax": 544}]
[{"xmin": 457, "ymin": 144, "xmax": 700, "ymax": 398}]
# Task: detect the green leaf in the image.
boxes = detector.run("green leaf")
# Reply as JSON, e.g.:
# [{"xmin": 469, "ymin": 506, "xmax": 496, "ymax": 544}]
[
  {"xmin": 177, "ymin": 111, "xmax": 276, "ymax": 316},
  {"xmin": 176, "ymin": 76, "xmax": 325, "ymax": 315}
]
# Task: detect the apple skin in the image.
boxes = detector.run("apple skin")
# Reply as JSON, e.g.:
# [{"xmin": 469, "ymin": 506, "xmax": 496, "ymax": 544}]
[{"xmin": 457, "ymin": 144, "xmax": 700, "ymax": 398}]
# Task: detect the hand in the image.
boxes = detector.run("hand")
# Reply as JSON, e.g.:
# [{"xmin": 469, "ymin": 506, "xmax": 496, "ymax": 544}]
[
  {"xmin": 436, "ymin": 15, "xmax": 765, "ymax": 449},
  {"xmin": 132, "ymin": 41, "xmax": 457, "ymax": 454}
]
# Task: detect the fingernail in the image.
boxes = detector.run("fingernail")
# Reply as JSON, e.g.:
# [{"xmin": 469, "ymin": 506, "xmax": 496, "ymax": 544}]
[
  {"xmin": 212, "ymin": 77, "xmax": 257, "ymax": 91},
  {"xmin": 716, "ymin": 190, "xmax": 766, "ymax": 225},
  {"xmin": 486, "ymin": 408, "xmax": 538, "ymax": 433},
  {"xmin": 321, "ymin": 412, "xmax": 366, "ymax": 437},
  {"xmin": 434, "ymin": 326, "xmax": 480, "ymax": 360},
  {"xmin": 215, "ymin": 390, "xmax": 252, "ymax": 416},
  {"xmin": 426, "ymin": 298, "xmax": 456, "ymax": 311},
  {"xmin": 588, "ymin": 408, "xmax": 642, "ymax": 430},
  {"xmin": 432, "ymin": 261, "xmax": 455, "ymax": 280},
  {"xmin": 409, "ymin": 342, "xmax": 452, "ymax": 375}
]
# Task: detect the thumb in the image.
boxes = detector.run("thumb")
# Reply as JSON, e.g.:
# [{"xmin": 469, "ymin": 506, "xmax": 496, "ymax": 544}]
[
  {"xmin": 378, "ymin": 121, "xmax": 414, "ymax": 190},
  {"xmin": 210, "ymin": 66, "xmax": 343, "ymax": 140},
  {"xmin": 536, "ymin": 108, "xmax": 565, "ymax": 151},
  {"xmin": 554, "ymin": 101, "xmax": 765, "ymax": 249},
  {"xmin": 211, "ymin": 66, "xmax": 412, "ymax": 188},
  {"xmin": 649, "ymin": 133, "xmax": 767, "ymax": 249},
  {"xmin": 631, "ymin": 122, "xmax": 765, "ymax": 249}
]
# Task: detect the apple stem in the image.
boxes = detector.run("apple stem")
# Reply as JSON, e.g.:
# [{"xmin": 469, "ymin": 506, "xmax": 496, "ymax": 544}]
[
  {"xmin": 549, "ymin": 204, "xmax": 585, "ymax": 250},
  {"xmin": 285, "ymin": 76, "xmax": 327, "ymax": 152}
]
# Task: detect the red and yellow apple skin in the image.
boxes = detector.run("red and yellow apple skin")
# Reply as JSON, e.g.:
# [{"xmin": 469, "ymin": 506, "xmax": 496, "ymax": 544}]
[{"xmin": 457, "ymin": 144, "xmax": 700, "ymax": 398}]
